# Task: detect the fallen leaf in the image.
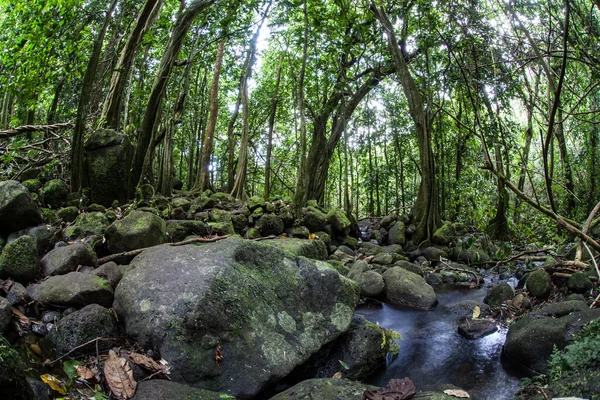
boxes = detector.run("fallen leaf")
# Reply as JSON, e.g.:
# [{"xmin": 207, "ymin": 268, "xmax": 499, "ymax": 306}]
[
  {"xmin": 472, "ymin": 306, "xmax": 480, "ymax": 319},
  {"xmin": 444, "ymin": 389, "xmax": 470, "ymax": 398},
  {"xmin": 159, "ymin": 359, "xmax": 171, "ymax": 375},
  {"xmin": 363, "ymin": 377, "xmax": 416, "ymax": 400},
  {"xmin": 309, "ymin": 233, "xmax": 317, "ymax": 240},
  {"xmin": 40, "ymin": 374, "xmax": 67, "ymax": 395},
  {"xmin": 215, "ymin": 344, "xmax": 224, "ymax": 368},
  {"xmin": 12, "ymin": 307, "xmax": 31, "ymax": 327},
  {"xmin": 127, "ymin": 352, "xmax": 162, "ymax": 372},
  {"xmin": 75, "ymin": 364, "xmax": 95, "ymax": 380},
  {"xmin": 338, "ymin": 360, "xmax": 350, "ymax": 370},
  {"xmin": 30, "ymin": 343, "xmax": 42, "ymax": 356},
  {"xmin": 104, "ymin": 350, "xmax": 136, "ymax": 399},
  {"xmin": 332, "ymin": 372, "xmax": 343, "ymax": 379},
  {"xmin": 64, "ymin": 360, "xmax": 84, "ymax": 379}
]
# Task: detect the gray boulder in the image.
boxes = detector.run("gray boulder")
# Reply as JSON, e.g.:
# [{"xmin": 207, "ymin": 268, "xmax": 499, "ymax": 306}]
[
  {"xmin": 165, "ymin": 220, "xmax": 208, "ymax": 243},
  {"xmin": 382, "ymin": 267, "xmax": 438, "ymax": 310},
  {"xmin": 0, "ymin": 297, "xmax": 12, "ymax": 332},
  {"xmin": 484, "ymin": 283, "xmax": 514, "ymax": 307},
  {"xmin": 48, "ymin": 304, "xmax": 119, "ymax": 356},
  {"xmin": 105, "ymin": 210, "xmax": 167, "ymax": 254},
  {"xmin": 84, "ymin": 129, "xmax": 133, "ymax": 206},
  {"xmin": 92, "ymin": 262, "xmax": 123, "ymax": 288},
  {"xmin": 132, "ymin": 380, "xmax": 229, "ymax": 400},
  {"xmin": 28, "ymin": 272, "xmax": 113, "ymax": 308},
  {"xmin": 0, "ymin": 180, "xmax": 42, "ymax": 236},
  {"xmin": 387, "ymin": 221, "xmax": 405, "ymax": 245},
  {"xmin": 458, "ymin": 318, "xmax": 497, "ymax": 339},
  {"xmin": 0, "ymin": 235, "xmax": 39, "ymax": 282},
  {"xmin": 114, "ymin": 238, "xmax": 359, "ymax": 398},
  {"xmin": 40, "ymin": 243, "xmax": 97, "ymax": 276},
  {"xmin": 446, "ymin": 300, "xmax": 489, "ymax": 319},
  {"xmin": 357, "ymin": 271, "xmax": 385, "ymax": 298}
]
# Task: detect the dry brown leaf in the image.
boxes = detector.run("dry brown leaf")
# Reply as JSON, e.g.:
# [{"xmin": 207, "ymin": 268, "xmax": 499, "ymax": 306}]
[
  {"xmin": 11, "ymin": 307, "xmax": 31, "ymax": 327},
  {"xmin": 104, "ymin": 350, "xmax": 137, "ymax": 399},
  {"xmin": 127, "ymin": 352, "xmax": 162, "ymax": 372},
  {"xmin": 363, "ymin": 377, "xmax": 416, "ymax": 400},
  {"xmin": 215, "ymin": 344, "xmax": 224, "ymax": 368},
  {"xmin": 75, "ymin": 364, "xmax": 95, "ymax": 380},
  {"xmin": 443, "ymin": 389, "xmax": 470, "ymax": 398}
]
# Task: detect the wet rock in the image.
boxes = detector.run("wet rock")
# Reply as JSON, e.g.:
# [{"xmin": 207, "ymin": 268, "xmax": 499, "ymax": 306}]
[
  {"xmin": 388, "ymin": 221, "xmax": 405, "ymax": 245},
  {"xmin": 0, "ymin": 180, "xmax": 43, "ymax": 236},
  {"xmin": 269, "ymin": 378, "xmax": 370, "ymax": 400},
  {"xmin": 105, "ymin": 210, "xmax": 167, "ymax": 254},
  {"xmin": 567, "ymin": 272, "xmax": 593, "ymax": 294},
  {"xmin": 0, "ymin": 235, "xmax": 39, "ymax": 283},
  {"xmin": 525, "ymin": 269, "xmax": 552, "ymax": 298},
  {"xmin": 483, "ymin": 283, "xmax": 514, "ymax": 307},
  {"xmin": 28, "ymin": 272, "xmax": 113, "ymax": 308},
  {"xmin": 92, "ymin": 261, "xmax": 124, "ymax": 288},
  {"xmin": 165, "ymin": 220, "xmax": 208, "ymax": 242},
  {"xmin": 382, "ymin": 267, "xmax": 438, "ymax": 310},
  {"xmin": 40, "ymin": 179, "xmax": 69, "ymax": 209},
  {"xmin": 256, "ymin": 214, "xmax": 285, "ymax": 236},
  {"xmin": 357, "ymin": 271, "xmax": 385, "ymax": 297},
  {"xmin": 84, "ymin": 129, "xmax": 133, "ymax": 206},
  {"xmin": 458, "ymin": 318, "xmax": 497, "ymax": 339},
  {"xmin": 425, "ymin": 272, "xmax": 443, "ymax": 286},
  {"xmin": 132, "ymin": 379, "xmax": 228, "ymax": 400},
  {"xmin": 446, "ymin": 300, "xmax": 489, "ymax": 319},
  {"xmin": 0, "ymin": 296, "xmax": 11, "ymax": 332},
  {"xmin": 48, "ymin": 304, "xmax": 119, "ymax": 356},
  {"xmin": 41, "ymin": 311, "xmax": 62, "ymax": 323},
  {"xmin": 40, "ymin": 243, "xmax": 97, "ymax": 276},
  {"xmin": 263, "ymin": 238, "xmax": 328, "ymax": 260},
  {"xmin": 114, "ymin": 238, "xmax": 359, "ymax": 398},
  {"xmin": 421, "ymin": 247, "xmax": 448, "ymax": 262},
  {"xmin": 6, "ymin": 282, "xmax": 29, "ymax": 305}
]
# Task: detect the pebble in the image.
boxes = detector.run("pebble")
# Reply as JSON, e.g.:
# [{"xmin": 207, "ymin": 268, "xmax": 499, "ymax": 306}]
[{"xmin": 42, "ymin": 311, "xmax": 62, "ymax": 323}]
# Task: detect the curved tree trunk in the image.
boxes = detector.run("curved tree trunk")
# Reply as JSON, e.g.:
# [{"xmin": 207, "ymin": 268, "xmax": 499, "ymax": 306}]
[{"xmin": 130, "ymin": 0, "xmax": 215, "ymax": 193}]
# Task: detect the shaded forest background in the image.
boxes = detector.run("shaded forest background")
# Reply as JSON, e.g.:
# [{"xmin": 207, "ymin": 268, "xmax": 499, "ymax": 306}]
[{"xmin": 1, "ymin": 0, "xmax": 599, "ymax": 248}]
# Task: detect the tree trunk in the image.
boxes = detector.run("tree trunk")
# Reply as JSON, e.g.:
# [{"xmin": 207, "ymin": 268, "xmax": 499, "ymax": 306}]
[
  {"xmin": 131, "ymin": 0, "xmax": 215, "ymax": 193},
  {"xmin": 103, "ymin": 0, "xmax": 163, "ymax": 130},
  {"xmin": 264, "ymin": 62, "xmax": 282, "ymax": 200},
  {"xmin": 195, "ymin": 40, "xmax": 225, "ymax": 192},
  {"xmin": 230, "ymin": 78, "xmax": 250, "ymax": 200},
  {"xmin": 71, "ymin": 0, "xmax": 119, "ymax": 193}
]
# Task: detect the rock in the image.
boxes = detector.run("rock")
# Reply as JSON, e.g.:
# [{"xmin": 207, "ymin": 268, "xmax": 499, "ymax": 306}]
[
  {"xmin": 347, "ymin": 260, "xmax": 369, "ymax": 281},
  {"xmin": 567, "ymin": 272, "xmax": 593, "ymax": 294},
  {"xmin": 359, "ymin": 242, "xmax": 385, "ymax": 257},
  {"xmin": 395, "ymin": 260, "xmax": 424, "ymax": 276},
  {"xmin": 231, "ymin": 213, "xmax": 249, "ymax": 233},
  {"xmin": 269, "ymin": 378, "xmax": 370, "ymax": 400},
  {"xmin": 421, "ymin": 247, "xmax": 448, "ymax": 262},
  {"xmin": 7, "ymin": 282, "xmax": 28, "ymax": 305},
  {"xmin": 531, "ymin": 300, "xmax": 588, "ymax": 317},
  {"xmin": 64, "ymin": 212, "xmax": 110, "ymax": 239},
  {"xmin": 210, "ymin": 192, "xmax": 234, "ymax": 203},
  {"xmin": 0, "ymin": 235, "xmax": 39, "ymax": 282},
  {"xmin": 208, "ymin": 221, "xmax": 235, "ymax": 236},
  {"xmin": 56, "ymin": 206, "xmax": 79, "ymax": 223},
  {"xmin": 371, "ymin": 252, "xmax": 393, "ymax": 265},
  {"xmin": 382, "ymin": 267, "xmax": 438, "ymax": 310},
  {"xmin": 247, "ymin": 196, "xmax": 266, "ymax": 212},
  {"xmin": 0, "ymin": 297, "xmax": 12, "ymax": 332},
  {"xmin": 357, "ymin": 271, "xmax": 385, "ymax": 297},
  {"xmin": 458, "ymin": 318, "xmax": 497, "ymax": 339},
  {"xmin": 0, "ymin": 180, "xmax": 42, "ymax": 236},
  {"xmin": 327, "ymin": 260, "xmax": 349, "ymax": 276},
  {"xmin": 105, "ymin": 210, "xmax": 167, "ymax": 254},
  {"xmin": 327, "ymin": 208, "xmax": 351, "ymax": 237},
  {"xmin": 40, "ymin": 243, "xmax": 97, "ymax": 276},
  {"xmin": 483, "ymin": 283, "xmax": 514, "ymax": 307},
  {"xmin": 42, "ymin": 311, "xmax": 62, "ymax": 323},
  {"xmin": 340, "ymin": 236, "xmax": 358, "ymax": 250},
  {"xmin": 171, "ymin": 197, "xmax": 191, "ymax": 211},
  {"xmin": 48, "ymin": 304, "xmax": 119, "ymax": 356},
  {"xmin": 286, "ymin": 226, "xmax": 311, "ymax": 239},
  {"xmin": 425, "ymin": 272, "xmax": 443, "ymax": 286},
  {"xmin": 446, "ymin": 300, "xmax": 489, "ymax": 319},
  {"xmin": 332, "ymin": 248, "xmax": 354, "ymax": 264},
  {"xmin": 263, "ymin": 238, "xmax": 328, "ymax": 260},
  {"xmin": 21, "ymin": 179, "xmax": 41, "ymax": 193},
  {"xmin": 7, "ymin": 224, "xmax": 58, "ymax": 257},
  {"xmin": 432, "ymin": 222, "xmax": 455, "ymax": 246},
  {"xmin": 246, "ymin": 228, "xmax": 261, "ymax": 239},
  {"xmin": 132, "ymin": 380, "xmax": 229, "ymax": 400},
  {"xmin": 84, "ymin": 129, "xmax": 133, "ymax": 206},
  {"xmin": 28, "ymin": 272, "xmax": 113, "ymax": 307},
  {"xmin": 387, "ymin": 221, "xmax": 405, "ymax": 245},
  {"xmin": 380, "ymin": 214, "xmax": 397, "ymax": 230},
  {"xmin": 92, "ymin": 261, "xmax": 124, "ymax": 288},
  {"xmin": 256, "ymin": 214, "xmax": 285, "ymax": 236},
  {"xmin": 114, "ymin": 238, "xmax": 359, "ymax": 398},
  {"xmin": 0, "ymin": 335, "xmax": 35, "ymax": 399},
  {"xmin": 40, "ymin": 179, "xmax": 69, "ymax": 209},
  {"xmin": 303, "ymin": 208, "xmax": 328, "ymax": 232},
  {"xmin": 165, "ymin": 220, "xmax": 208, "ymax": 242},
  {"xmin": 209, "ymin": 209, "xmax": 232, "ymax": 223},
  {"xmin": 526, "ymin": 269, "xmax": 552, "ymax": 298}
]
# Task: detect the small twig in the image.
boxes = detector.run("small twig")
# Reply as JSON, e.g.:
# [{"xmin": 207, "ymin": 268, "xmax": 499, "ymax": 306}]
[
  {"xmin": 251, "ymin": 235, "xmax": 278, "ymax": 241},
  {"xmin": 48, "ymin": 337, "xmax": 122, "ymax": 365},
  {"xmin": 495, "ymin": 247, "xmax": 554, "ymax": 267},
  {"xmin": 515, "ymin": 385, "xmax": 549, "ymax": 400}
]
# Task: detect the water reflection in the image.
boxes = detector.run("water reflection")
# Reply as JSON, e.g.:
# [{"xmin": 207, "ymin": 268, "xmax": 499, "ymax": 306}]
[{"xmin": 356, "ymin": 288, "xmax": 522, "ymax": 400}]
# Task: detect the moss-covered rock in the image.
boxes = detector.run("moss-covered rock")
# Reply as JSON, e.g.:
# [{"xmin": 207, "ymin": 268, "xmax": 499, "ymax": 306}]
[
  {"xmin": 387, "ymin": 221, "xmax": 405, "ymax": 246},
  {"xmin": 262, "ymin": 238, "xmax": 328, "ymax": 260},
  {"xmin": 327, "ymin": 208, "xmax": 351, "ymax": 237},
  {"xmin": 231, "ymin": 213, "xmax": 249, "ymax": 233},
  {"xmin": 208, "ymin": 221, "xmax": 235, "ymax": 236},
  {"xmin": 359, "ymin": 242, "xmax": 385, "ymax": 257},
  {"xmin": 210, "ymin": 192, "xmax": 234, "ymax": 203},
  {"xmin": 372, "ymin": 252, "xmax": 393, "ymax": 265},
  {"xmin": 7, "ymin": 224, "xmax": 59, "ymax": 257},
  {"xmin": 21, "ymin": 179, "xmax": 41, "ymax": 194},
  {"xmin": 41, "ymin": 179, "xmax": 69, "ymax": 209},
  {"xmin": 246, "ymin": 227, "xmax": 261, "ymax": 239},
  {"xmin": 432, "ymin": 221, "xmax": 455, "ymax": 246},
  {"xmin": 0, "ymin": 180, "xmax": 43, "ymax": 236},
  {"xmin": 0, "ymin": 235, "xmax": 39, "ymax": 282},
  {"xmin": 256, "ymin": 214, "xmax": 285, "ymax": 236},
  {"xmin": 165, "ymin": 220, "xmax": 209, "ymax": 242},
  {"xmin": 270, "ymin": 378, "xmax": 371, "ymax": 400},
  {"xmin": 483, "ymin": 283, "xmax": 514, "ymax": 307},
  {"xmin": 40, "ymin": 243, "xmax": 97, "ymax": 276},
  {"xmin": 28, "ymin": 271, "xmax": 114, "ymax": 307},
  {"xmin": 0, "ymin": 335, "xmax": 35, "ymax": 399},
  {"xmin": 105, "ymin": 210, "xmax": 167, "ymax": 253},
  {"xmin": 209, "ymin": 208, "xmax": 232, "ymax": 223},
  {"xmin": 303, "ymin": 208, "xmax": 328, "ymax": 232},
  {"xmin": 56, "ymin": 206, "xmax": 79, "ymax": 223},
  {"xmin": 65, "ymin": 211, "xmax": 110, "ymax": 239},
  {"xmin": 341, "ymin": 236, "xmax": 358, "ymax": 250},
  {"xmin": 327, "ymin": 260, "xmax": 349, "ymax": 275},
  {"xmin": 114, "ymin": 238, "xmax": 359, "ymax": 398},
  {"xmin": 526, "ymin": 269, "xmax": 552, "ymax": 298},
  {"xmin": 382, "ymin": 266, "xmax": 438, "ymax": 309},
  {"xmin": 132, "ymin": 380, "xmax": 234, "ymax": 400},
  {"xmin": 247, "ymin": 195, "xmax": 266, "ymax": 212},
  {"xmin": 567, "ymin": 272, "xmax": 593, "ymax": 294},
  {"xmin": 286, "ymin": 225, "xmax": 310, "ymax": 239},
  {"xmin": 357, "ymin": 271, "xmax": 385, "ymax": 297}
]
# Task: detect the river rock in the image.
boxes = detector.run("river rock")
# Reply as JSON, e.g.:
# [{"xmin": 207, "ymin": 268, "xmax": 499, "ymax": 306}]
[
  {"xmin": 269, "ymin": 378, "xmax": 370, "ymax": 400},
  {"xmin": 40, "ymin": 243, "xmax": 97, "ymax": 276},
  {"xmin": 357, "ymin": 271, "xmax": 385, "ymax": 297},
  {"xmin": 483, "ymin": 283, "xmax": 514, "ymax": 307},
  {"xmin": 0, "ymin": 180, "xmax": 43, "ymax": 236},
  {"xmin": 131, "ymin": 380, "xmax": 228, "ymax": 400},
  {"xmin": 105, "ymin": 210, "xmax": 167, "ymax": 254},
  {"xmin": 0, "ymin": 235, "xmax": 39, "ymax": 283},
  {"xmin": 92, "ymin": 261, "xmax": 123, "ymax": 288},
  {"xmin": 84, "ymin": 129, "xmax": 133, "ymax": 206},
  {"xmin": 382, "ymin": 267, "xmax": 438, "ymax": 310},
  {"xmin": 113, "ymin": 238, "xmax": 359, "ymax": 398},
  {"xmin": 567, "ymin": 272, "xmax": 593, "ymax": 294},
  {"xmin": 165, "ymin": 220, "xmax": 208, "ymax": 242},
  {"xmin": 6, "ymin": 282, "xmax": 29, "ymax": 305},
  {"xmin": 525, "ymin": 269, "xmax": 552, "ymax": 298},
  {"xmin": 64, "ymin": 212, "xmax": 110, "ymax": 239},
  {"xmin": 262, "ymin": 238, "xmax": 328, "ymax": 260},
  {"xmin": 446, "ymin": 300, "xmax": 490, "ymax": 319},
  {"xmin": 458, "ymin": 318, "xmax": 497, "ymax": 339},
  {"xmin": 48, "ymin": 304, "xmax": 119, "ymax": 356},
  {"xmin": 28, "ymin": 272, "xmax": 113, "ymax": 307},
  {"xmin": 432, "ymin": 222, "xmax": 455, "ymax": 246}
]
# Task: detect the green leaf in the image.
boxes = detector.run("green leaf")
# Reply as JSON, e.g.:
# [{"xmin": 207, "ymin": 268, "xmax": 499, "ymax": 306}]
[
  {"xmin": 338, "ymin": 360, "xmax": 350, "ymax": 370},
  {"xmin": 62, "ymin": 360, "xmax": 83, "ymax": 379}
]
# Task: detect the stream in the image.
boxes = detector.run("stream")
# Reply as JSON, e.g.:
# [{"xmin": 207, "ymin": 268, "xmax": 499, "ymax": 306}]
[{"xmin": 356, "ymin": 286, "xmax": 522, "ymax": 400}]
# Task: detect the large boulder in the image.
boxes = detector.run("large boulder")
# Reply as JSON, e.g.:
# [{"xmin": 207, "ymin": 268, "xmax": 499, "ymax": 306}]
[
  {"xmin": 303, "ymin": 208, "xmax": 328, "ymax": 233},
  {"xmin": 356, "ymin": 271, "xmax": 385, "ymax": 298},
  {"xmin": 132, "ymin": 380, "xmax": 230, "ymax": 400},
  {"xmin": 105, "ymin": 210, "xmax": 167, "ymax": 254},
  {"xmin": 0, "ymin": 235, "xmax": 39, "ymax": 282},
  {"xmin": 84, "ymin": 129, "xmax": 134, "ymax": 206},
  {"xmin": 114, "ymin": 238, "xmax": 359, "ymax": 398},
  {"xmin": 262, "ymin": 238, "xmax": 328, "ymax": 261},
  {"xmin": 327, "ymin": 208, "xmax": 351, "ymax": 237},
  {"xmin": 382, "ymin": 267, "xmax": 438, "ymax": 310},
  {"xmin": 165, "ymin": 220, "xmax": 209, "ymax": 243},
  {"xmin": 48, "ymin": 304, "xmax": 119, "ymax": 356},
  {"xmin": 387, "ymin": 221, "xmax": 405, "ymax": 246},
  {"xmin": 28, "ymin": 272, "xmax": 113, "ymax": 308},
  {"xmin": 269, "ymin": 378, "xmax": 370, "ymax": 400},
  {"xmin": 0, "ymin": 180, "xmax": 42, "ymax": 236},
  {"xmin": 40, "ymin": 243, "xmax": 97, "ymax": 276},
  {"xmin": 7, "ymin": 224, "xmax": 59, "ymax": 257}
]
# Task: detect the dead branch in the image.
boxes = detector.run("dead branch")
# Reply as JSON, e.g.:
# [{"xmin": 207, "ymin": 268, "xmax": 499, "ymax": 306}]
[
  {"xmin": 97, "ymin": 235, "xmax": 231, "ymax": 264},
  {"xmin": 515, "ymin": 385, "xmax": 549, "ymax": 400},
  {"xmin": 250, "ymin": 235, "xmax": 278, "ymax": 241},
  {"xmin": 0, "ymin": 123, "xmax": 74, "ymax": 139},
  {"xmin": 544, "ymin": 260, "xmax": 589, "ymax": 270}
]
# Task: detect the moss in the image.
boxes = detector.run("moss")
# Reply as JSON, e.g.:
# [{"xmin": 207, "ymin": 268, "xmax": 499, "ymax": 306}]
[
  {"xmin": 526, "ymin": 269, "xmax": 552, "ymax": 298},
  {"xmin": 94, "ymin": 276, "xmax": 112, "ymax": 291},
  {"xmin": 0, "ymin": 235, "xmax": 39, "ymax": 282}
]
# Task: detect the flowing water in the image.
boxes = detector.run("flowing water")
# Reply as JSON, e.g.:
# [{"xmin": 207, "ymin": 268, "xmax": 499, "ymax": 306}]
[{"xmin": 356, "ymin": 287, "xmax": 522, "ymax": 400}]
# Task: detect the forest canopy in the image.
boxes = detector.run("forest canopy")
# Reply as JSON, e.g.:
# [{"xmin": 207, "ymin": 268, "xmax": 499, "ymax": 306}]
[{"xmin": 0, "ymin": 0, "xmax": 599, "ymax": 247}]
